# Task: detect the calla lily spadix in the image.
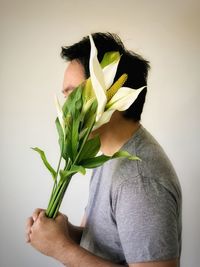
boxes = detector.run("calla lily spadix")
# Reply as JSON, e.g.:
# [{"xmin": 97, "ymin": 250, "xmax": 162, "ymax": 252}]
[{"xmin": 88, "ymin": 34, "xmax": 146, "ymax": 130}]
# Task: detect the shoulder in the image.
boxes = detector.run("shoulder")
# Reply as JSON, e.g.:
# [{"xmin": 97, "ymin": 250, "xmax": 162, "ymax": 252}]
[
  {"xmin": 123, "ymin": 126, "xmax": 180, "ymax": 191},
  {"xmin": 111, "ymin": 125, "xmax": 177, "ymax": 184},
  {"xmin": 110, "ymin": 125, "xmax": 181, "ymax": 209}
]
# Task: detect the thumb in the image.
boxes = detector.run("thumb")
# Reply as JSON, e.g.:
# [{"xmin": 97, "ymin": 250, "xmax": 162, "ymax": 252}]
[
  {"xmin": 38, "ymin": 210, "xmax": 47, "ymax": 220},
  {"xmin": 55, "ymin": 213, "xmax": 66, "ymax": 223}
]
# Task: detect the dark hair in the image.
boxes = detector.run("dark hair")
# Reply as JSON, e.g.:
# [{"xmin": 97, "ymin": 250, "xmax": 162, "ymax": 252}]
[{"xmin": 61, "ymin": 32, "xmax": 150, "ymax": 121}]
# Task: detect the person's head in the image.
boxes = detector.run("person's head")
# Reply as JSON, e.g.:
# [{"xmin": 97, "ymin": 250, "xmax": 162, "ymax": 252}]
[{"xmin": 61, "ymin": 32, "xmax": 150, "ymax": 122}]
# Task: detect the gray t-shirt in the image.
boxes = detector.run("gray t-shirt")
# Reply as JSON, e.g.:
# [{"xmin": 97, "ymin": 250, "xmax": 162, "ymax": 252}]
[{"xmin": 80, "ymin": 125, "xmax": 182, "ymax": 265}]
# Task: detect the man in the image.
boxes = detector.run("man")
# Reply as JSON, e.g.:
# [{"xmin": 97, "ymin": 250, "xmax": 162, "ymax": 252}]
[{"xmin": 26, "ymin": 33, "xmax": 182, "ymax": 267}]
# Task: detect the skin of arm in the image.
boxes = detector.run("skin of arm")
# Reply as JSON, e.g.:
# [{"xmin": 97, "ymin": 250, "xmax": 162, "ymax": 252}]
[
  {"xmin": 68, "ymin": 221, "xmax": 84, "ymax": 244},
  {"xmin": 64, "ymin": 211, "xmax": 87, "ymax": 244},
  {"xmin": 26, "ymin": 210, "xmax": 178, "ymax": 267}
]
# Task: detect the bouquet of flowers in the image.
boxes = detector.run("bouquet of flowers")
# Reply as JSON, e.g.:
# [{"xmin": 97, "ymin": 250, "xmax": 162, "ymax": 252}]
[{"xmin": 32, "ymin": 35, "xmax": 145, "ymax": 218}]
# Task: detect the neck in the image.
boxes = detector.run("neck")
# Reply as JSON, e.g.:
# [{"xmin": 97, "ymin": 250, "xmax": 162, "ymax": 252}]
[{"xmin": 93, "ymin": 111, "xmax": 140, "ymax": 156}]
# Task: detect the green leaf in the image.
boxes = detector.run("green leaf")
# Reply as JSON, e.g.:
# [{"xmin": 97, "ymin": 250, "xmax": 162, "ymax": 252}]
[
  {"xmin": 77, "ymin": 135, "xmax": 101, "ymax": 163},
  {"xmin": 71, "ymin": 115, "xmax": 80, "ymax": 161},
  {"xmin": 31, "ymin": 147, "xmax": 57, "ymax": 180},
  {"xmin": 64, "ymin": 131, "xmax": 73, "ymax": 161},
  {"xmin": 74, "ymin": 100, "xmax": 98, "ymax": 164},
  {"xmin": 63, "ymin": 85, "xmax": 83, "ymax": 116},
  {"xmin": 70, "ymin": 164, "xmax": 86, "ymax": 175},
  {"xmin": 80, "ymin": 154, "xmax": 111, "ymax": 168},
  {"xmin": 61, "ymin": 86, "xmax": 83, "ymax": 162},
  {"xmin": 83, "ymin": 100, "xmax": 97, "ymax": 129},
  {"xmin": 60, "ymin": 165, "xmax": 86, "ymax": 182},
  {"xmin": 55, "ymin": 118, "xmax": 65, "ymax": 156},
  {"xmin": 100, "ymin": 51, "xmax": 120, "ymax": 69},
  {"xmin": 79, "ymin": 127, "xmax": 89, "ymax": 140},
  {"xmin": 112, "ymin": 150, "xmax": 141, "ymax": 161},
  {"xmin": 80, "ymin": 150, "xmax": 141, "ymax": 169}
]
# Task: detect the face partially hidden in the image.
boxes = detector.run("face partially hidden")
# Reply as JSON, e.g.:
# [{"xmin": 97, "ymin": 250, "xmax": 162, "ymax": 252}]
[{"xmin": 62, "ymin": 60, "xmax": 86, "ymax": 98}]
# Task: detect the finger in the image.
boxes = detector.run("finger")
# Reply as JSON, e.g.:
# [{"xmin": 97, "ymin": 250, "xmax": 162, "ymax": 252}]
[
  {"xmin": 55, "ymin": 213, "xmax": 66, "ymax": 223},
  {"xmin": 26, "ymin": 216, "xmax": 34, "ymax": 230},
  {"xmin": 38, "ymin": 210, "xmax": 48, "ymax": 221},
  {"xmin": 25, "ymin": 232, "xmax": 31, "ymax": 243},
  {"xmin": 32, "ymin": 208, "xmax": 44, "ymax": 221},
  {"xmin": 25, "ymin": 217, "xmax": 34, "ymax": 243}
]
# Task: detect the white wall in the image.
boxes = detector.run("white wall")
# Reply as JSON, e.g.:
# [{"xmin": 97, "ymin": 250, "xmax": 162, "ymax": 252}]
[{"xmin": 0, "ymin": 0, "xmax": 199, "ymax": 266}]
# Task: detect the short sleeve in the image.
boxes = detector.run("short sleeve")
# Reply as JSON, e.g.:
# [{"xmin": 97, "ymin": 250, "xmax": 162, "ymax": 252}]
[{"xmin": 114, "ymin": 175, "xmax": 180, "ymax": 264}]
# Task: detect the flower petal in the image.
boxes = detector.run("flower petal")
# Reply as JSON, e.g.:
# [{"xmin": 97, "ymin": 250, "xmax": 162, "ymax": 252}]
[
  {"xmin": 89, "ymin": 35, "xmax": 107, "ymax": 121},
  {"xmin": 103, "ymin": 58, "xmax": 120, "ymax": 89},
  {"xmin": 54, "ymin": 95, "xmax": 65, "ymax": 134},
  {"xmin": 100, "ymin": 51, "xmax": 120, "ymax": 68},
  {"xmin": 93, "ymin": 109, "xmax": 115, "ymax": 130},
  {"xmin": 107, "ymin": 86, "xmax": 146, "ymax": 111}
]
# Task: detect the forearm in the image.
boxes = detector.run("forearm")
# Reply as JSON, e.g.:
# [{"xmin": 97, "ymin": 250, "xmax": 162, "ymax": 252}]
[
  {"xmin": 68, "ymin": 222, "xmax": 84, "ymax": 244},
  {"xmin": 55, "ymin": 240, "xmax": 124, "ymax": 267}
]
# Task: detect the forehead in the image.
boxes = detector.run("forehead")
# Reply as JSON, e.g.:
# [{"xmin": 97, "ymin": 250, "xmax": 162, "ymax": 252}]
[{"xmin": 63, "ymin": 60, "xmax": 85, "ymax": 87}]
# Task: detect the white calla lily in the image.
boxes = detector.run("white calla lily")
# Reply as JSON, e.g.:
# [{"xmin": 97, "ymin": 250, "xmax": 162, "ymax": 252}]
[
  {"xmin": 93, "ymin": 109, "xmax": 115, "ymax": 130},
  {"xmin": 107, "ymin": 86, "xmax": 146, "ymax": 111},
  {"xmin": 88, "ymin": 34, "xmax": 146, "ymax": 130},
  {"xmin": 54, "ymin": 95, "xmax": 65, "ymax": 135},
  {"xmin": 93, "ymin": 86, "xmax": 145, "ymax": 130},
  {"xmin": 102, "ymin": 58, "xmax": 120, "ymax": 89},
  {"xmin": 89, "ymin": 35, "xmax": 107, "ymax": 121}
]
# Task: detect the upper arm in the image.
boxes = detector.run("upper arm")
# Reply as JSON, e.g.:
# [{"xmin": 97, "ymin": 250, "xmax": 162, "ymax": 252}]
[
  {"xmin": 115, "ymin": 177, "xmax": 181, "ymax": 264},
  {"xmin": 129, "ymin": 259, "xmax": 178, "ymax": 267}
]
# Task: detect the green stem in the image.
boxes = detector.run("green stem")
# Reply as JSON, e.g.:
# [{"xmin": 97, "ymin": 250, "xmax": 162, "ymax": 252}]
[
  {"xmin": 55, "ymin": 154, "xmax": 63, "ymax": 184},
  {"xmin": 46, "ymin": 176, "xmax": 72, "ymax": 218},
  {"xmin": 46, "ymin": 154, "xmax": 63, "ymax": 211},
  {"xmin": 52, "ymin": 180, "xmax": 70, "ymax": 219},
  {"xmin": 46, "ymin": 180, "xmax": 63, "ymax": 217},
  {"xmin": 46, "ymin": 106, "xmax": 96, "ymax": 218}
]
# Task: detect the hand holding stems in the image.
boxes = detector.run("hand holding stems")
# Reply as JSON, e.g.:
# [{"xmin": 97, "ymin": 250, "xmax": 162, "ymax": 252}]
[{"xmin": 26, "ymin": 209, "xmax": 73, "ymax": 258}]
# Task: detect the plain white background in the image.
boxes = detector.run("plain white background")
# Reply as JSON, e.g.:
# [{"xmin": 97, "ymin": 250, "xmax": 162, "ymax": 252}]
[{"xmin": 0, "ymin": 0, "xmax": 199, "ymax": 266}]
